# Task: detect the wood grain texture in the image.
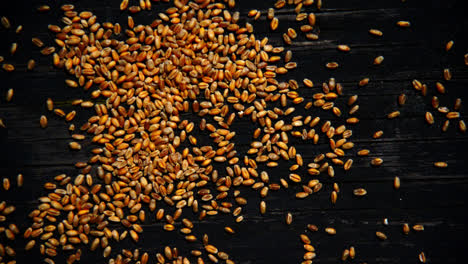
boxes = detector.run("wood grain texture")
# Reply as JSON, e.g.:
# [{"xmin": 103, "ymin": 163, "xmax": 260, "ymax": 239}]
[{"xmin": 1, "ymin": 0, "xmax": 467, "ymax": 263}]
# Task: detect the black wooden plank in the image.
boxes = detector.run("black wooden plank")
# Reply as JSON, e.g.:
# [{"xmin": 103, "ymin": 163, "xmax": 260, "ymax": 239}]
[{"xmin": 1, "ymin": 0, "xmax": 468, "ymax": 263}]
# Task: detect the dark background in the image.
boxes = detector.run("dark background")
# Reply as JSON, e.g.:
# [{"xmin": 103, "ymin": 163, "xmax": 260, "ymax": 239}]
[{"xmin": 1, "ymin": 0, "xmax": 468, "ymax": 263}]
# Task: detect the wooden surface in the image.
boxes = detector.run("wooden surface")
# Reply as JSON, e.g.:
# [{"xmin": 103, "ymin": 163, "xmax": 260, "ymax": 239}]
[{"xmin": 1, "ymin": 0, "xmax": 468, "ymax": 263}]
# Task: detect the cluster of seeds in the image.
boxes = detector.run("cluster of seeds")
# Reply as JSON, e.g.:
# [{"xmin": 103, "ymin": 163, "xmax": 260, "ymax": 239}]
[
  {"xmin": 0, "ymin": 174, "xmax": 23, "ymax": 264},
  {"xmin": 21, "ymin": 1, "xmax": 387, "ymax": 261},
  {"xmin": 299, "ymin": 233, "xmax": 315, "ymax": 263},
  {"xmin": 409, "ymin": 75, "xmax": 464, "ymax": 134},
  {"xmin": 0, "ymin": 0, "xmax": 465, "ymax": 263},
  {"xmin": 300, "ymin": 219, "xmax": 427, "ymax": 263},
  {"xmin": 1, "ymin": 16, "xmax": 33, "ymax": 73},
  {"xmin": 341, "ymin": 246, "xmax": 355, "ymax": 261},
  {"xmin": 105, "ymin": 234, "xmax": 233, "ymax": 264},
  {"xmin": 120, "ymin": 0, "xmax": 166, "ymax": 14},
  {"xmin": 0, "ymin": 15, "xmax": 35, "ymax": 129},
  {"xmin": 252, "ymin": 0, "xmax": 321, "ymax": 42},
  {"xmin": 0, "ymin": 200, "xmax": 18, "ymax": 264},
  {"xmin": 392, "ymin": 41, "xmax": 465, "ymax": 138},
  {"xmin": 19, "ymin": 0, "xmax": 355, "ymax": 262}
]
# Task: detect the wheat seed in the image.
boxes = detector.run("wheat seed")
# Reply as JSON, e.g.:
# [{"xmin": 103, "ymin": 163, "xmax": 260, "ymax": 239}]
[
  {"xmin": 353, "ymin": 188, "xmax": 367, "ymax": 196},
  {"xmin": 459, "ymin": 120, "xmax": 466, "ymax": 132},
  {"xmin": 6, "ymin": 89, "xmax": 13, "ymax": 102},
  {"xmin": 444, "ymin": 68, "xmax": 452, "ymax": 80},
  {"xmin": 286, "ymin": 212, "xmax": 293, "ymax": 225},
  {"xmin": 397, "ymin": 21, "xmax": 411, "ymax": 27},
  {"xmin": 326, "ymin": 62, "xmax": 339, "ymax": 69},
  {"xmin": 376, "ymin": 231, "xmax": 387, "ymax": 240},
  {"xmin": 394, "ymin": 176, "xmax": 400, "ymax": 189},
  {"xmin": 325, "ymin": 227, "xmax": 336, "ymax": 235},
  {"xmin": 1, "ymin": 17, "xmax": 11, "ymax": 28},
  {"xmin": 425, "ymin": 112, "xmax": 434, "ymax": 125},
  {"xmin": 419, "ymin": 252, "xmax": 427, "ymax": 263},
  {"xmin": 373, "ymin": 130, "xmax": 383, "ymax": 139},
  {"xmin": 446, "ymin": 40, "xmax": 454, "ymax": 51},
  {"xmin": 369, "ymin": 29, "xmax": 383, "ymax": 36},
  {"xmin": 387, "ymin": 111, "xmax": 400, "ymax": 119},
  {"xmin": 434, "ymin": 161, "xmax": 448, "ymax": 168},
  {"xmin": 373, "ymin": 56, "xmax": 384, "ymax": 65},
  {"xmin": 39, "ymin": 115, "xmax": 48, "ymax": 128},
  {"xmin": 337, "ymin": 45, "xmax": 350, "ymax": 52}
]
